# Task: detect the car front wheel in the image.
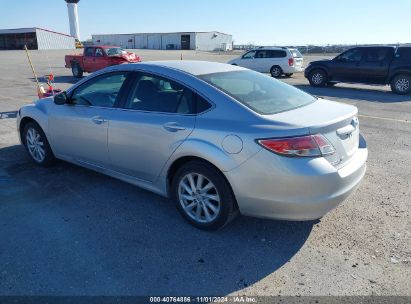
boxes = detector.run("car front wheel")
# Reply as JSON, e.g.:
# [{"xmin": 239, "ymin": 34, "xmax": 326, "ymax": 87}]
[
  {"xmin": 23, "ymin": 122, "xmax": 55, "ymax": 166},
  {"xmin": 309, "ymin": 69, "xmax": 327, "ymax": 87},
  {"xmin": 171, "ymin": 161, "xmax": 238, "ymax": 230},
  {"xmin": 391, "ymin": 74, "xmax": 411, "ymax": 95}
]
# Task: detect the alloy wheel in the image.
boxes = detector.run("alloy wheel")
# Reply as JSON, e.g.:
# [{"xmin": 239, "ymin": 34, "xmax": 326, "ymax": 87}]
[
  {"xmin": 271, "ymin": 67, "xmax": 281, "ymax": 77},
  {"xmin": 178, "ymin": 173, "xmax": 221, "ymax": 224},
  {"xmin": 395, "ymin": 78, "xmax": 410, "ymax": 92},
  {"xmin": 26, "ymin": 127, "xmax": 45, "ymax": 163},
  {"xmin": 312, "ymin": 72, "xmax": 324, "ymax": 85}
]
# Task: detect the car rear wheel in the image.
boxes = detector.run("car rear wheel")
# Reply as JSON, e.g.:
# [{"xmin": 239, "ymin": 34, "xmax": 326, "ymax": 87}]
[
  {"xmin": 309, "ymin": 69, "xmax": 327, "ymax": 87},
  {"xmin": 284, "ymin": 73, "xmax": 293, "ymax": 77},
  {"xmin": 391, "ymin": 74, "xmax": 411, "ymax": 95},
  {"xmin": 270, "ymin": 65, "xmax": 283, "ymax": 78},
  {"xmin": 71, "ymin": 62, "xmax": 83, "ymax": 78},
  {"xmin": 23, "ymin": 122, "xmax": 55, "ymax": 167},
  {"xmin": 171, "ymin": 161, "xmax": 238, "ymax": 230}
]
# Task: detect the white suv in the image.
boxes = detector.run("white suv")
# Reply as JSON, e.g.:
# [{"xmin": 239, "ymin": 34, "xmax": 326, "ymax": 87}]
[{"xmin": 228, "ymin": 47, "xmax": 304, "ymax": 78}]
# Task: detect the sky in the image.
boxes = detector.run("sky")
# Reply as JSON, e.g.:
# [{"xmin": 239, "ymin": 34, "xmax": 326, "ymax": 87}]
[{"xmin": 0, "ymin": 0, "xmax": 410, "ymax": 45}]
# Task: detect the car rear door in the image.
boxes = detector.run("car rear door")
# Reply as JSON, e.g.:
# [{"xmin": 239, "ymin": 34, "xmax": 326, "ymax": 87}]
[
  {"xmin": 359, "ymin": 47, "xmax": 393, "ymax": 83},
  {"xmin": 49, "ymin": 72, "xmax": 131, "ymax": 168},
  {"xmin": 107, "ymin": 72, "xmax": 196, "ymax": 182},
  {"xmin": 329, "ymin": 48, "xmax": 364, "ymax": 82},
  {"xmin": 290, "ymin": 49, "xmax": 304, "ymax": 69}
]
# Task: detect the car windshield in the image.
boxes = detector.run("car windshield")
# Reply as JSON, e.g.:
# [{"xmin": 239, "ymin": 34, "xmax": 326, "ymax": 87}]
[
  {"xmin": 290, "ymin": 49, "xmax": 303, "ymax": 58},
  {"xmin": 104, "ymin": 47, "xmax": 126, "ymax": 56},
  {"xmin": 199, "ymin": 70, "xmax": 315, "ymax": 115}
]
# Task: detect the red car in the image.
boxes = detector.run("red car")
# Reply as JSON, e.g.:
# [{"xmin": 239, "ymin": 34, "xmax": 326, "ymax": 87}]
[{"xmin": 65, "ymin": 46, "xmax": 141, "ymax": 78}]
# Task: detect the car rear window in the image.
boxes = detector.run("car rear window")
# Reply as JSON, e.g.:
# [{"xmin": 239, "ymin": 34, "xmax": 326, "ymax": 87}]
[
  {"xmin": 290, "ymin": 49, "xmax": 303, "ymax": 58},
  {"xmin": 199, "ymin": 70, "xmax": 315, "ymax": 115}
]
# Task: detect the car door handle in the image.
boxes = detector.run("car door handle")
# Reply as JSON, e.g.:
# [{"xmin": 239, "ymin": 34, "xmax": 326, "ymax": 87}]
[
  {"xmin": 163, "ymin": 122, "xmax": 186, "ymax": 132},
  {"xmin": 92, "ymin": 116, "xmax": 107, "ymax": 125}
]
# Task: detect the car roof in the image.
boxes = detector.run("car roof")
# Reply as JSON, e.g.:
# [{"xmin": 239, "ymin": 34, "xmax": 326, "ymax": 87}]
[{"xmin": 134, "ymin": 60, "xmax": 247, "ymax": 76}]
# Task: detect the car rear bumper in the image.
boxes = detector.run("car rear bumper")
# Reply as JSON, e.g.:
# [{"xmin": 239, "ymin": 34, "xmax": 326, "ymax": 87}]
[
  {"xmin": 283, "ymin": 65, "xmax": 305, "ymax": 73},
  {"xmin": 225, "ymin": 139, "xmax": 368, "ymax": 221}
]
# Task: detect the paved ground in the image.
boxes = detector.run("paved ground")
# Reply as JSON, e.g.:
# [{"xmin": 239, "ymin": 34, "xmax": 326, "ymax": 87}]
[{"xmin": 0, "ymin": 49, "xmax": 410, "ymax": 296}]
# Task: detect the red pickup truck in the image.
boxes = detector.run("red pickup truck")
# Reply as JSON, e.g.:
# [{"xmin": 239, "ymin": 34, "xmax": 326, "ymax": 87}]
[{"xmin": 65, "ymin": 46, "xmax": 141, "ymax": 78}]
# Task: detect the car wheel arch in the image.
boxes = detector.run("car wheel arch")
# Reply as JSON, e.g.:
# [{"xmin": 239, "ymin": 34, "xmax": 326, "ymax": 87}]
[
  {"xmin": 388, "ymin": 72, "xmax": 411, "ymax": 84},
  {"xmin": 166, "ymin": 156, "xmax": 238, "ymax": 209},
  {"xmin": 19, "ymin": 116, "xmax": 38, "ymax": 145}
]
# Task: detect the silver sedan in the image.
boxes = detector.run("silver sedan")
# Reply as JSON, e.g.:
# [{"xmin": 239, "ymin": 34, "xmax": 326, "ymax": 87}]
[{"xmin": 17, "ymin": 61, "xmax": 368, "ymax": 230}]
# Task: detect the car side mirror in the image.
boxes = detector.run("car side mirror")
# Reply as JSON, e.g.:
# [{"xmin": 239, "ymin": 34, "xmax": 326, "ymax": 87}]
[{"xmin": 54, "ymin": 91, "xmax": 69, "ymax": 105}]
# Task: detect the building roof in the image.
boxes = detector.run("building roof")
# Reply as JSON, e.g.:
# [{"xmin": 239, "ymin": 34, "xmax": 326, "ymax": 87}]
[
  {"xmin": 92, "ymin": 31, "xmax": 232, "ymax": 37},
  {"xmin": 0, "ymin": 27, "xmax": 73, "ymax": 38}
]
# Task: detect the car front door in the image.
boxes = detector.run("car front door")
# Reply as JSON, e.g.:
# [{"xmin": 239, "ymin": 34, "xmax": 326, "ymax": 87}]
[
  {"xmin": 359, "ymin": 47, "xmax": 393, "ymax": 83},
  {"xmin": 329, "ymin": 48, "xmax": 364, "ymax": 82},
  {"xmin": 83, "ymin": 47, "xmax": 95, "ymax": 72},
  {"xmin": 49, "ymin": 71, "xmax": 131, "ymax": 168},
  {"xmin": 237, "ymin": 50, "xmax": 257, "ymax": 69},
  {"xmin": 107, "ymin": 72, "xmax": 196, "ymax": 182},
  {"xmin": 93, "ymin": 47, "xmax": 108, "ymax": 71}
]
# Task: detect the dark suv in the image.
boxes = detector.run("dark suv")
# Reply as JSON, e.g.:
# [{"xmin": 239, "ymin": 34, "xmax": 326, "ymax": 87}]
[{"xmin": 304, "ymin": 46, "xmax": 411, "ymax": 94}]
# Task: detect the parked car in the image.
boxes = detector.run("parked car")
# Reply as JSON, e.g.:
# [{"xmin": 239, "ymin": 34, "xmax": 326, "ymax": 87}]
[
  {"xmin": 17, "ymin": 61, "xmax": 367, "ymax": 230},
  {"xmin": 65, "ymin": 46, "xmax": 141, "ymax": 78},
  {"xmin": 305, "ymin": 46, "xmax": 411, "ymax": 94},
  {"xmin": 227, "ymin": 47, "xmax": 304, "ymax": 77}
]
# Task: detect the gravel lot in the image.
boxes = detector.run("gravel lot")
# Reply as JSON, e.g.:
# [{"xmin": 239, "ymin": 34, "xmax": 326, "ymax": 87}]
[{"xmin": 0, "ymin": 49, "xmax": 410, "ymax": 296}]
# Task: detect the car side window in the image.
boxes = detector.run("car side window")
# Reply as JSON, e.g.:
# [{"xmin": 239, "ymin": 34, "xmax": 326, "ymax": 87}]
[
  {"xmin": 365, "ymin": 48, "xmax": 389, "ymax": 62},
  {"xmin": 70, "ymin": 72, "xmax": 129, "ymax": 107},
  {"xmin": 124, "ymin": 73, "xmax": 195, "ymax": 114},
  {"xmin": 85, "ymin": 48, "xmax": 94, "ymax": 57},
  {"xmin": 256, "ymin": 50, "xmax": 268, "ymax": 58},
  {"xmin": 242, "ymin": 51, "xmax": 256, "ymax": 59},
  {"xmin": 195, "ymin": 95, "xmax": 212, "ymax": 114},
  {"xmin": 95, "ymin": 48, "xmax": 104, "ymax": 57},
  {"xmin": 339, "ymin": 49, "xmax": 363, "ymax": 62},
  {"xmin": 269, "ymin": 50, "xmax": 287, "ymax": 58}
]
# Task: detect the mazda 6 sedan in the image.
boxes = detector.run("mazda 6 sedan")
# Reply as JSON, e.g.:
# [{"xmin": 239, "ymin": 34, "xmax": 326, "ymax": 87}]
[{"xmin": 17, "ymin": 61, "xmax": 368, "ymax": 230}]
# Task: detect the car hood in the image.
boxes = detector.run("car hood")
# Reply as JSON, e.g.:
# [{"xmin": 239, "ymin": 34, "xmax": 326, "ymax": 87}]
[
  {"xmin": 309, "ymin": 59, "xmax": 331, "ymax": 65},
  {"xmin": 227, "ymin": 57, "xmax": 240, "ymax": 64}
]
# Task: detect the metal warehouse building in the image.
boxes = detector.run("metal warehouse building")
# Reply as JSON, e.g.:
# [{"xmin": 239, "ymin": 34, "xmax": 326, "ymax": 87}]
[
  {"xmin": 0, "ymin": 28, "xmax": 75, "ymax": 50},
  {"xmin": 92, "ymin": 31, "xmax": 233, "ymax": 51}
]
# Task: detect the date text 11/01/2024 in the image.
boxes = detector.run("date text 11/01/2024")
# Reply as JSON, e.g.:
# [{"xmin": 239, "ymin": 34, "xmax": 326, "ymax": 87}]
[{"xmin": 149, "ymin": 296, "xmax": 257, "ymax": 303}]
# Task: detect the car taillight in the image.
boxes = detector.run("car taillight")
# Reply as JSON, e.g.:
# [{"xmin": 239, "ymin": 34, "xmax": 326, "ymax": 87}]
[
  {"xmin": 288, "ymin": 58, "xmax": 294, "ymax": 66},
  {"xmin": 257, "ymin": 135, "xmax": 335, "ymax": 157}
]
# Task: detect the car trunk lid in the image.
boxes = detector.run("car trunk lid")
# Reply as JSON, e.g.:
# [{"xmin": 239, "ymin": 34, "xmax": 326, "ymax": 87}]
[{"xmin": 262, "ymin": 98, "xmax": 359, "ymax": 167}]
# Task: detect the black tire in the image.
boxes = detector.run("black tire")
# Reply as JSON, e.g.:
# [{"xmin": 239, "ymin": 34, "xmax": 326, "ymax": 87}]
[
  {"xmin": 231, "ymin": 63, "xmax": 238, "ymax": 66},
  {"xmin": 308, "ymin": 69, "xmax": 327, "ymax": 87},
  {"xmin": 390, "ymin": 74, "xmax": 411, "ymax": 95},
  {"xmin": 23, "ymin": 122, "xmax": 55, "ymax": 167},
  {"xmin": 284, "ymin": 73, "xmax": 293, "ymax": 77},
  {"xmin": 270, "ymin": 65, "xmax": 283, "ymax": 78},
  {"xmin": 71, "ymin": 62, "xmax": 83, "ymax": 78},
  {"xmin": 171, "ymin": 160, "xmax": 238, "ymax": 230}
]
